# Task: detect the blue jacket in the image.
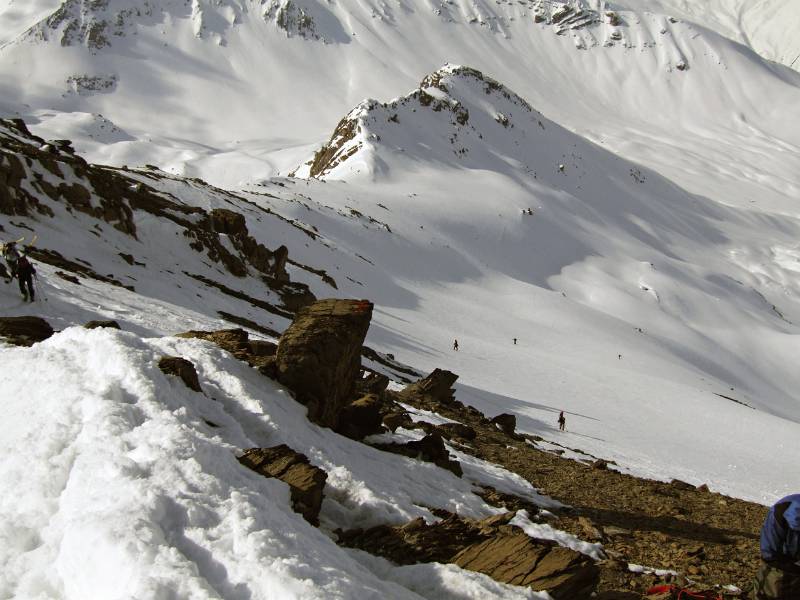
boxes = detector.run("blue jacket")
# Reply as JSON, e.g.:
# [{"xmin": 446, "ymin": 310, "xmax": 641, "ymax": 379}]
[{"xmin": 761, "ymin": 494, "xmax": 800, "ymax": 564}]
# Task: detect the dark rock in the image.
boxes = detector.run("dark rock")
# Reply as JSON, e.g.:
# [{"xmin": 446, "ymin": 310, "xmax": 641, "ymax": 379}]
[
  {"xmin": 210, "ymin": 208, "xmax": 247, "ymax": 236},
  {"xmin": 158, "ymin": 356, "xmax": 202, "ymax": 392},
  {"xmin": 338, "ymin": 394, "xmax": 386, "ymax": 439},
  {"xmin": 275, "ymin": 299, "xmax": 373, "ymax": 428},
  {"xmin": 382, "ymin": 411, "xmax": 413, "ymax": 432},
  {"xmin": 400, "ymin": 368, "xmax": 459, "ymax": 405},
  {"xmin": 84, "ymin": 319, "xmax": 121, "ymax": 330},
  {"xmin": 0, "ymin": 316, "xmax": 54, "ymax": 346},
  {"xmin": 592, "ymin": 459, "xmax": 609, "ymax": 470},
  {"xmin": 453, "ymin": 533, "xmax": 598, "ymax": 599},
  {"xmin": 356, "ymin": 371, "xmax": 390, "ymax": 396},
  {"xmin": 696, "ymin": 483, "xmax": 710, "ymax": 493},
  {"xmin": 491, "ymin": 413, "xmax": 516, "ymax": 436},
  {"xmin": 338, "ymin": 509, "xmax": 598, "ymax": 599},
  {"xmin": 248, "ymin": 340, "xmax": 277, "ymax": 357},
  {"xmin": 376, "ymin": 433, "xmax": 462, "ymax": 476},
  {"xmin": 272, "ymin": 244, "xmax": 289, "ymax": 282},
  {"xmin": 238, "ymin": 445, "xmax": 327, "ymax": 525},
  {"xmin": 436, "ymin": 422, "xmax": 477, "ymax": 441}
]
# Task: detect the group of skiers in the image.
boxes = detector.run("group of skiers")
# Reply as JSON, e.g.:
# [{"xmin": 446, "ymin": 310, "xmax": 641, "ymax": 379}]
[{"xmin": 1, "ymin": 239, "xmax": 37, "ymax": 302}]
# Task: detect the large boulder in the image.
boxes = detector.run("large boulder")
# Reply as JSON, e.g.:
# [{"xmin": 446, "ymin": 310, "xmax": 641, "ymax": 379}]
[
  {"xmin": 337, "ymin": 394, "xmax": 386, "ymax": 439},
  {"xmin": 491, "ymin": 413, "xmax": 517, "ymax": 436},
  {"xmin": 0, "ymin": 316, "xmax": 54, "ymax": 346},
  {"xmin": 374, "ymin": 432, "xmax": 462, "ymax": 477},
  {"xmin": 275, "ymin": 299, "xmax": 373, "ymax": 428},
  {"xmin": 238, "ymin": 445, "xmax": 328, "ymax": 526},
  {"xmin": 84, "ymin": 319, "xmax": 121, "ymax": 330}
]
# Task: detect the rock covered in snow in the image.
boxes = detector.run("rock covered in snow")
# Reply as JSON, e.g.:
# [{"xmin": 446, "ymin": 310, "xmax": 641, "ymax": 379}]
[{"xmin": 158, "ymin": 355, "xmax": 202, "ymax": 393}]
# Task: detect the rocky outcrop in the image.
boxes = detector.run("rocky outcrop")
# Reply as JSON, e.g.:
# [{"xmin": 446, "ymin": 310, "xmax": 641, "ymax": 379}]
[
  {"xmin": 436, "ymin": 422, "xmax": 477, "ymax": 441},
  {"xmin": 275, "ymin": 299, "xmax": 373, "ymax": 428},
  {"xmin": 176, "ymin": 328, "xmax": 277, "ymax": 373},
  {"xmin": 491, "ymin": 413, "xmax": 517, "ymax": 437},
  {"xmin": 337, "ymin": 394, "xmax": 386, "ymax": 440},
  {"xmin": 158, "ymin": 356, "xmax": 202, "ymax": 393},
  {"xmin": 84, "ymin": 319, "xmax": 120, "ymax": 329},
  {"xmin": 338, "ymin": 510, "xmax": 598, "ymax": 598},
  {"xmin": 373, "ymin": 432, "xmax": 462, "ymax": 476},
  {"xmin": 238, "ymin": 445, "xmax": 327, "ymax": 525},
  {"xmin": 397, "ymin": 368, "xmax": 458, "ymax": 405},
  {"xmin": 0, "ymin": 316, "xmax": 54, "ymax": 346}
]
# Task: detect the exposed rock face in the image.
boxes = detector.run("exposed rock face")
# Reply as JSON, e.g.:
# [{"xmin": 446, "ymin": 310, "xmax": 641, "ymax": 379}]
[
  {"xmin": 338, "ymin": 510, "xmax": 598, "ymax": 598},
  {"xmin": 491, "ymin": 413, "xmax": 517, "ymax": 436},
  {"xmin": 0, "ymin": 316, "xmax": 54, "ymax": 346},
  {"xmin": 177, "ymin": 328, "xmax": 276, "ymax": 372},
  {"xmin": 238, "ymin": 445, "xmax": 327, "ymax": 525},
  {"xmin": 84, "ymin": 319, "xmax": 120, "ymax": 329},
  {"xmin": 337, "ymin": 394, "xmax": 386, "ymax": 440},
  {"xmin": 356, "ymin": 371, "xmax": 390, "ymax": 396},
  {"xmin": 275, "ymin": 299, "xmax": 373, "ymax": 428},
  {"xmin": 158, "ymin": 356, "xmax": 202, "ymax": 393},
  {"xmin": 374, "ymin": 432, "xmax": 462, "ymax": 477},
  {"xmin": 398, "ymin": 368, "xmax": 458, "ymax": 405},
  {"xmin": 453, "ymin": 532, "xmax": 598, "ymax": 599}
]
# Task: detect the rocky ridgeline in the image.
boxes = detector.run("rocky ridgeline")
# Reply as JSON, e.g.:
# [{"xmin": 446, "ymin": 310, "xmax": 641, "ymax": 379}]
[{"xmin": 0, "ymin": 118, "xmax": 315, "ymax": 313}]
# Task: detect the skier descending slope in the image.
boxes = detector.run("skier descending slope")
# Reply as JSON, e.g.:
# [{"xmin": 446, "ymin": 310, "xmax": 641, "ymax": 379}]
[{"xmin": 754, "ymin": 493, "xmax": 800, "ymax": 599}]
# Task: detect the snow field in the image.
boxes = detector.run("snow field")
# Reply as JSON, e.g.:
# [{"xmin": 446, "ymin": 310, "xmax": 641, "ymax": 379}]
[{"xmin": 0, "ymin": 326, "xmax": 561, "ymax": 599}]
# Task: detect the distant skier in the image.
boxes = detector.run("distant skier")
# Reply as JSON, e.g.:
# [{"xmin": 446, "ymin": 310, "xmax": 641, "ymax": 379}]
[
  {"xmin": 513, "ymin": 338, "xmax": 517, "ymax": 345},
  {"xmin": 558, "ymin": 411, "xmax": 566, "ymax": 431},
  {"xmin": 16, "ymin": 253, "xmax": 36, "ymax": 302},
  {"xmin": 754, "ymin": 493, "xmax": 800, "ymax": 599},
  {"xmin": 453, "ymin": 339, "xmax": 459, "ymax": 351}
]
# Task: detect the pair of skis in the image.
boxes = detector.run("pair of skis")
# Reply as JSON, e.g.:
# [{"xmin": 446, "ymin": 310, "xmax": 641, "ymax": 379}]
[{"xmin": 0, "ymin": 234, "xmax": 37, "ymax": 252}]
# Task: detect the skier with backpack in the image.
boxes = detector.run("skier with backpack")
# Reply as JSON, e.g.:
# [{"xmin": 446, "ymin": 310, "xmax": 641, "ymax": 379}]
[{"xmin": 2, "ymin": 240, "xmax": 21, "ymax": 278}]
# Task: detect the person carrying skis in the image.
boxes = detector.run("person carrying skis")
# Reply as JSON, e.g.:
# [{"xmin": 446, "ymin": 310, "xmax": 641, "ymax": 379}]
[
  {"xmin": 558, "ymin": 411, "xmax": 566, "ymax": 431},
  {"xmin": 16, "ymin": 252, "xmax": 36, "ymax": 302},
  {"xmin": 754, "ymin": 493, "xmax": 800, "ymax": 599}
]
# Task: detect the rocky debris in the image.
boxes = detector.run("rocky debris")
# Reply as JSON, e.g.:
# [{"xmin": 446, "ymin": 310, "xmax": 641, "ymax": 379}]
[
  {"xmin": 338, "ymin": 510, "xmax": 598, "ymax": 599},
  {"xmin": 275, "ymin": 299, "xmax": 373, "ymax": 428},
  {"xmin": 337, "ymin": 394, "xmax": 386, "ymax": 439},
  {"xmin": 265, "ymin": 0, "xmax": 321, "ymax": 41},
  {"xmin": 84, "ymin": 319, "xmax": 120, "ymax": 330},
  {"xmin": 491, "ymin": 413, "xmax": 517, "ymax": 436},
  {"xmin": 356, "ymin": 371, "xmax": 390, "ymax": 396},
  {"xmin": 373, "ymin": 432, "xmax": 462, "ymax": 476},
  {"xmin": 158, "ymin": 356, "xmax": 202, "ymax": 393},
  {"xmin": 395, "ymin": 374, "xmax": 767, "ymax": 596},
  {"xmin": 238, "ymin": 445, "xmax": 327, "ymax": 525},
  {"xmin": 361, "ymin": 345, "xmax": 424, "ymax": 383},
  {"xmin": 435, "ymin": 422, "xmax": 477, "ymax": 441},
  {"xmin": 176, "ymin": 328, "xmax": 275, "ymax": 371},
  {"xmin": 0, "ymin": 316, "xmax": 54, "ymax": 346},
  {"xmin": 382, "ymin": 410, "xmax": 414, "ymax": 432}
]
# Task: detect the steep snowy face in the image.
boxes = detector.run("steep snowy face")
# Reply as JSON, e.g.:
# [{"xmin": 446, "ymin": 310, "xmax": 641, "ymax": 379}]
[{"xmin": 619, "ymin": 0, "xmax": 800, "ymax": 70}]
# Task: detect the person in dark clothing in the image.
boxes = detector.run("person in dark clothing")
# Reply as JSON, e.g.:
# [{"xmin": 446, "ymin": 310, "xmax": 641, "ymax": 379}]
[
  {"xmin": 453, "ymin": 339, "xmax": 459, "ymax": 351},
  {"xmin": 558, "ymin": 411, "xmax": 566, "ymax": 431},
  {"xmin": 16, "ymin": 254, "xmax": 35, "ymax": 302},
  {"xmin": 2, "ymin": 241, "xmax": 20, "ymax": 278},
  {"xmin": 754, "ymin": 494, "xmax": 800, "ymax": 599}
]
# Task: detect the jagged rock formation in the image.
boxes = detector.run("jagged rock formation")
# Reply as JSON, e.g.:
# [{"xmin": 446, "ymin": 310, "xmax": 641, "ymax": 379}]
[
  {"xmin": 0, "ymin": 118, "xmax": 315, "ymax": 313},
  {"xmin": 158, "ymin": 356, "xmax": 202, "ymax": 393},
  {"xmin": 238, "ymin": 445, "xmax": 327, "ymax": 525},
  {"xmin": 176, "ymin": 328, "xmax": 276, "ymax": 373},
  {"xmin": 275, "ymin": 299, "xmax": 373, "ymax": 428},
  {"xmin": 0, "ymin": 316, "xmax": 54, "ymax": 346},
  {"xmin": 338, "ymin": 510, "xmax": 598, "ymax": 599}
]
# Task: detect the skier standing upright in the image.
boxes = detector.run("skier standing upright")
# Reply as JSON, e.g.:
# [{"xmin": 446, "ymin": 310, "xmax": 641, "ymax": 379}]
[
  {"xmin": 558, "ymin": 411, "xmax": 566, "ymax": 431},
  {"xmin": 16, "ymin": 253, "xmax": 36, "ymax": 302}
]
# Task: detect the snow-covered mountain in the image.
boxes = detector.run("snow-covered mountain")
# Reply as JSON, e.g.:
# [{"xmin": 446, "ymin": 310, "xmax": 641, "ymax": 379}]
[{"xmin": 2, "ymin": 0, "xmax": 800, "ymax": 598}]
